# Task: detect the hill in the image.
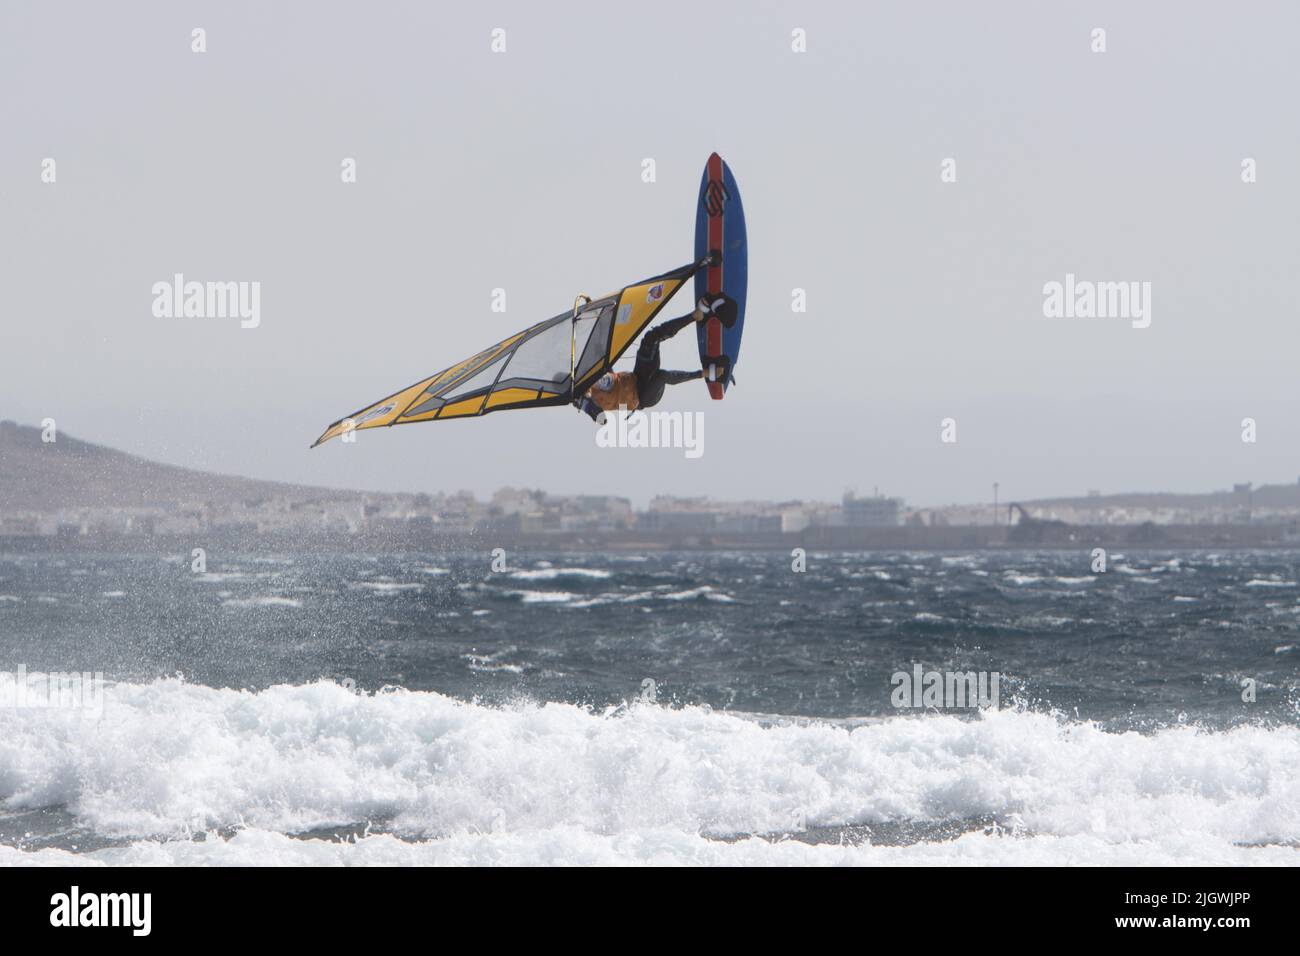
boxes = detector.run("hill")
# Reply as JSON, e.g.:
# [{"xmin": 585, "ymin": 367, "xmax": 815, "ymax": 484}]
[{"xmin": 0, "ymin": 420, "xmax": 357, "ymax": 512}]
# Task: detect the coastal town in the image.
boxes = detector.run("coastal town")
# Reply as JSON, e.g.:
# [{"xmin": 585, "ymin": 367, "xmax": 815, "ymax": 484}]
[
  {"xmin": 4, "ymin": 421, "xmax": 1300, "ymax": 548},
  {"xmin": 7, "ymin": 483, "xmax": 1300, "ymax": 550}
]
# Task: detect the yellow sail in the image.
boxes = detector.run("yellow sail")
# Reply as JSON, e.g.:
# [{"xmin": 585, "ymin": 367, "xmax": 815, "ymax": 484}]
[{"xmin": 311, "ymin": 262, "xmax": 699, "ymax": 447}]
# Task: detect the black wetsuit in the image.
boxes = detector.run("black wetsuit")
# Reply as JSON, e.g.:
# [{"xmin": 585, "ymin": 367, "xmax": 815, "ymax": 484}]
[
  {"xmin": 576, "ymin": 312, "xmax": 703, "ymax": 422},
  {"xmin": 631, "ymin": 313, "xmax": 702, "ymax": 409}
]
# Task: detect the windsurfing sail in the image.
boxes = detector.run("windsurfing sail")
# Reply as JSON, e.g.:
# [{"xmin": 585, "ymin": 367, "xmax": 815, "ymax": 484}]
[{"xmin": 311, "ymin": 259, "xmax": 705, "ymax": 447}]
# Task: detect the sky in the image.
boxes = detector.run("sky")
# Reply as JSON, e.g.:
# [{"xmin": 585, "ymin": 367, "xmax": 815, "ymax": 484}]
[{"xmin": 2, "ymin": 1, "xmax": 1298, "ymax": 509}]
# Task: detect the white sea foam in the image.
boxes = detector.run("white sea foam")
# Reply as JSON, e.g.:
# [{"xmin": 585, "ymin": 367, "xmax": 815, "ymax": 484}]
[
  {"xmin": 510, "ymin": 568, "xmax": 612, "ymax": 581},
  {"xmin": 0, "ymin": 680, "xmax": 1296, "ymax": 866},
  {"xmin": 567, "ymin": 591, "xmax": 656, "ymax": 609},
  {"xmin": 463, "ymin": 650, "xmax": 524, "ymax": 674},
  {"xmin": 1002, "ymin": 573, "xmax": 1044, "ymax": 586},
  {"xmin": 221, "ymin": 596, "xmax": 303, "ymax": 609},
  {"xmin": 660, "ymin": 586, "xmax": 735, "ymax": 603},
  {"xmin": 354, "ymin": 581, "xmax": 423, "ymax": 594},
  {"xmin": 505, "ymin": 590, "xmax": 578, "ymax": 604},
  {"xmin": 502, "ymin": 585, "xmax": 736, "ymax": 607}
]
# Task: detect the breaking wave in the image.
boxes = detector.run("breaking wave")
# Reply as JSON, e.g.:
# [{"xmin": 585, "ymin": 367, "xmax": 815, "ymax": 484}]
[{"xmin": 1, "ymin": 679, "xmax": 1297, "ymax": 866}]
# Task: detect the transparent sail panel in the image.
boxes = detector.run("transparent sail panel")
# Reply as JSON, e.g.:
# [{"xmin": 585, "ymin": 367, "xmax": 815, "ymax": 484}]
[
  {"xmin": 403, "ymin": 354, "xmax": 504, "ymax": 415},
  {"xmin": 442, "ymin": 354, "xmax": 507, "ymax": 400},
  {"xmin": 572, "ymin": 311, "xmax": 598, "ymax": 356},
  {"xmin": 501, "ymin": 320, "xmax": 574, "ymax": 385},
  {"xmin": 576, "ymin": 306, "xmax": 614, "ymax": 381}
]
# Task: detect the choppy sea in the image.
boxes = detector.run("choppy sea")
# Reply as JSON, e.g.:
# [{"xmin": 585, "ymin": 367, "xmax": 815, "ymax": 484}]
[{"xmin": 1, "ymin": 549, "xmax": 1297, "ymax": 865}]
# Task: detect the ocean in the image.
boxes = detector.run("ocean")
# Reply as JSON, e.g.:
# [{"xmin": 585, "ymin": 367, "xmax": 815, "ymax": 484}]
[{"xmin": 1, "ymin": 549, "xmax": 1297, "ymax": 865}]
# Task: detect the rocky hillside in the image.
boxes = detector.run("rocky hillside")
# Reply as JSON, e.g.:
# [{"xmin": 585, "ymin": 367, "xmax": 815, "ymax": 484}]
[{"xmin": 0, "ymin": 420, "xmax": 356, "ymax": 512}]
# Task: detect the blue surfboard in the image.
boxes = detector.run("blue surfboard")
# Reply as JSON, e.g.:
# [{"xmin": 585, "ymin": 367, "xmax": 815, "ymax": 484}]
[{"xmin": 694, "ymin": 153, "xmax": 747, "ymax": 399}]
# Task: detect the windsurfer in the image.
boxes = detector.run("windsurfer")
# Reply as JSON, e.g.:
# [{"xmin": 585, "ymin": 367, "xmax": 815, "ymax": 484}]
[{"xmin": 576, "ymin": 294, "xmax": 735, "ymax": 423}]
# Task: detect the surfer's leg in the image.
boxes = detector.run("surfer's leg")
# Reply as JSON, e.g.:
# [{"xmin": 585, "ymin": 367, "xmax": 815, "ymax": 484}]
[
  {"xmin": 658, "ymin": 369, "xmax": 704, "ymax": 386},
  {"xmin": 636, "ymin": 368, "xmax": 703, "ymax": 410},
  {"xmin": 639, "ymin": 312, "xmax": 696, "ymax": 352},
  {"xmin": 633, "ymin": 345, "xmax": 661, "ymax": 400},
  {"xmin": 633, "ymin": 317, "xmax": 681, "ymax": 381},
  {"xmin": 635, "ymin": 311, "xmax": 701, "ymax": 398}
]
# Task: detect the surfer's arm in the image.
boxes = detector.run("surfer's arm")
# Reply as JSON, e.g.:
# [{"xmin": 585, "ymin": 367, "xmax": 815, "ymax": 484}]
[{"xmin": 573, "ymin": 396, "xmax": 604, "ymax": 423}]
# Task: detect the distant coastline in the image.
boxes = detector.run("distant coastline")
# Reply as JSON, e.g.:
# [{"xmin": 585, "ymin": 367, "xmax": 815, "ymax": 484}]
[
  {"xmin": 1, "ymin": 521, "xmax": 1293, "ymax": 554},
  {"xmin": 4, "ymin": 420, "xmax": 1300, "ymax": 552}
]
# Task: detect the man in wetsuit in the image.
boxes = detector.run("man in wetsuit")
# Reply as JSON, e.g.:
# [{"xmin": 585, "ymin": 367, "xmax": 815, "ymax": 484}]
[{"xmin": 575, "ymin": 294, "xmax": 735, "ymax": 424}]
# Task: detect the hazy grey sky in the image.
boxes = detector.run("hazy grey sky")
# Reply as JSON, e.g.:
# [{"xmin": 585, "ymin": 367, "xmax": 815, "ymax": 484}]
[{"xmin": 3, "ymin": 1, "xmax": 1298, "ymax": 508}]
